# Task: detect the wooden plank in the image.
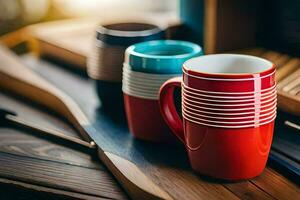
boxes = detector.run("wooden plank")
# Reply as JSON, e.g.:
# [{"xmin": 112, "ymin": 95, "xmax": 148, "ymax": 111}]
[
  {"xmin": 251, "ymin": 168, "xmax": 300, "ymax": 200},
  {"xmin": 0, "ymin": 92, "xmax": 128, "ymax": 199},
  {"xmin": 276, "ymin": 58, "xmax": 300, "ymax": 82},
  {"xmin": 224, "ymin": 182, "xmax": 274, "ymax": 200},
  {"xmin": 0, "ymin": 93, "xmax": 100, "ymax": 169},
  {"xmin": 0, "ymin": 178, "xmax": 108, "ymax": 200},
  {"xmin": 0, "ymin": 151, "xmax": 127, "ymax": 200}
]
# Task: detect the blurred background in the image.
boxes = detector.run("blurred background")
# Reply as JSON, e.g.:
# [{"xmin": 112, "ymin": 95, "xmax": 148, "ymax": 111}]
[{"xmin": 0, "ymin": 0, "xmax": 177, "ymax": 35}]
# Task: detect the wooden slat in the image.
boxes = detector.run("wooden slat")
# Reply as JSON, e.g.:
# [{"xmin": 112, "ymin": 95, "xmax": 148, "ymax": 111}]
[
  {"xmin": 251, "ymin": 168, "xmax": 300, "ymax": 200},
  {"xmin": 0, "ymin": 178, "xmax": 108, "ymax": 200},
  {"xmin": 0, "ymin": 92, "xmax": 128, "ymax": 199},
  {"xmin": 0, "ymin": 128, "xmax": 100, "ymax": 169},
  {"xmin": 0, "ymin": 151, "xmax": 127, "ymax": 200},
  {"xmin": 276, "ymin": 58, "xmax": 300, "ymax": 82},
  {"xmin": 224, "ymin": 181, "xmax": 274, "ymax": 200},
  {"xmin": 0, "ymin": 93, "xmax": 100, "ymax": 169}
]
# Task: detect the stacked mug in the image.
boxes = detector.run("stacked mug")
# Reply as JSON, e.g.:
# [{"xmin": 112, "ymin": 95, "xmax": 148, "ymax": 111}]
[
  {"xmin": 123, "ymin": 40, "xmax": 203, "ymax": 142},
  {"xmin": 159, "ymin": 54, "xmax": 277, "ymax": 180},
  {"xmin": 87, "ymin": 22, "xmax": 164, "ymax": 111}
]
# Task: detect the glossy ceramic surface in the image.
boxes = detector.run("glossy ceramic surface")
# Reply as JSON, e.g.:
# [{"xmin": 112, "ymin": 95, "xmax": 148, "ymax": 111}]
[
  {"xmin": 159, "ymin": 73, "xmax": 276, "ymax": 179},
  {"xmin": 124, "ymin": 94, "xmax": 175, "ymax": 142},
  {"xmin": 184, "ymin": 120, "xmax": 274, "ymax": 180},
  {"xmin": 125, "ymin": 40, "xmax": 203, "ymax": 74},
  {"xmin": 182, "ymin": 54, "xmax": 276, "ymax": 92}
]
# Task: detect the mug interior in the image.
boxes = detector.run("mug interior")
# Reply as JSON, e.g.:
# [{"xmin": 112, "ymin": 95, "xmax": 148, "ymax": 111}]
[
  {"xmin": 134, "ymin": 43, "xmax": 194, "ymax": 57},
  {"xmin": 100, "ymin": 22, "xmax": 158, "ymax": 35},
  {"xmin": 184, "ymin": 54, "xmax": 273, "ymax": 75},
  {"xmin": 103, "ymin": 23, "xmax": 157, "ymax": 32}
]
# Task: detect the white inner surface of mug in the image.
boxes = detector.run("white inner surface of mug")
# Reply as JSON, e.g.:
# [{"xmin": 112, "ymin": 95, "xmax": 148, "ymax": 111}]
[{"xmin": 184, "ymin": 54, "xmax": 273, "ymax": 74}]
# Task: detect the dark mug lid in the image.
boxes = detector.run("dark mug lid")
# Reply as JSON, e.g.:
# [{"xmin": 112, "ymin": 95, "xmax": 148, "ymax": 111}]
[{"xmin": 96, "ymin": 22, "xmax": 164, "ymax": 46}]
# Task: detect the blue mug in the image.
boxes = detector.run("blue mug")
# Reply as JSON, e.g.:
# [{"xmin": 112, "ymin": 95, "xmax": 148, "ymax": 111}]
[{"xmin": 124, "ymin": 40, "xmax": 203, "ymax": 74}]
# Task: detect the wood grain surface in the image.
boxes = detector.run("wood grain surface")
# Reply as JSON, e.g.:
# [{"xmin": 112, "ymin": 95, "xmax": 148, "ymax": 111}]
[
  {"xmin": 0, "ymin": 46, "xmax": 173, "ymax": 200},
  {"xmin": 0, "ymin": 93, "xmax": 127, "ymax": 200},
  {"xmin": 13, "ymin": 54, "xmax": 299, "ymax": 200}
]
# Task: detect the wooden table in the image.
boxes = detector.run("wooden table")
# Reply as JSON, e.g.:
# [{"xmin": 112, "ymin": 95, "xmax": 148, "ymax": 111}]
[
  {"xmin": 0, "ymin": 54, "xmax": 299, "ymax": 200},
  {"xmin": 0, "ymin": 92, "xmax": 128, "ymax": 200}
]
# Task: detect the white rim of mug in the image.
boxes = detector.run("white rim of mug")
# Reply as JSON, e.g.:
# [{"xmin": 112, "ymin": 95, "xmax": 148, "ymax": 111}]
[
  {"xmin": 122, "ymin": 83, "xmax": 158, "ymax": 96},
  {"xmin": 122, "ymin": 71, "xmax": 175, "ymax": 84},
  {"xmin": 122, "ymin": 81, "xmax": 162, "ymax": 92},
  {"xmin": 122, "ymin": 71, "xmax": 179, "ymax": 82},
  {"xmin": 122, "ymin": 84, "xmax": 159, "ymax": 97},
  {"xmin": 182, "ymin": 92, "xmax": 277, "ymax": 107},
  {"xmin": 123, "ymin": 63, "xmax": 181, "ymax": 79},
  {"xmin": 182, "ymin": 81, "xmax": 277, "ymax": 95},
  {"xmin": 122, "ymin": 75, "xmax": 170, "ymax": 88},
  {"xmin": 122, "ymin": 82, "xmax": 160, "ymax": 94},
  {"xmin": 182, "ymin": 105, "xmax": 276, "ymax": 121},
  {"xmin": 182, "ymin": 67, "xmax": 276, "ymax": 81},
  {"xmin": 182, "ymin": 84, "xmax": 277, "ymax": 99},
  {"xmin": 123, "ymin": 69, "xmax": 181, "ymax": 80},
  {"xmin": 182, "ymin": 102, "xmax": 277, "ymax": 116},
  {"xmin": 122, "ymin": 76, "xmax": 168, "ymax": 87},
  {"xmin": 182, "ymin": 97, "xmax": 277, "ymax": 112},
  {"xmin": 182, "ymin": 88, "xmax": 277, "ymax": 103},
  {"xmin": 122, "ymin": 89, "xmax": 158, "ymax": 100},
  {"xmin": 182, "ymin": 109, "xmax": 277, "ymax": 125},
  {"xmin": 123, "ymin": 70, "xmax": 180, "ymax": 81},
  {"xmin": 122, "ymin": 77, "xmax": 163, "ymax": 90},
  {"xmin": 122, "ymin": 87, "xmax": 157, "ymax": 98}
]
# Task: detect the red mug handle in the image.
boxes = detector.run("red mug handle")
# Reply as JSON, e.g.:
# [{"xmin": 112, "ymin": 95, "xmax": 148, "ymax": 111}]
[{"xmin": 159, "ymin": 77, "xmax": 185, "ymax": 144}]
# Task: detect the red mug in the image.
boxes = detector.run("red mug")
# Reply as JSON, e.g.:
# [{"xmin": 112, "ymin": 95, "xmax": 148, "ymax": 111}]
[
  {"xmin": 159, "ymin": 77, "xmax": 275, "ymax": 180},
  {"xmin": 183, "ymin": 54, "xmax": 276, "ymax": 93},
  {"xmin": 124, "ymin": 94, "xmax": 175, "ymax": 143}
]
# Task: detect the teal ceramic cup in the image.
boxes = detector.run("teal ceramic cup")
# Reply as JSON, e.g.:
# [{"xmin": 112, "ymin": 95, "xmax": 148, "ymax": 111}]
[{"xmin": 124, "ymin": 40, "xmax": 203, "ymax": 74}]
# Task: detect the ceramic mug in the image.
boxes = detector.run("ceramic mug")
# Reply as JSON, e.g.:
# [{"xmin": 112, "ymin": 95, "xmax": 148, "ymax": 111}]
[
  {"xmin": 125, "ymin": 40, "xmax": 203, "ymax": 74},
  {"xmin": 123, "ymin": 40, "xmax": 202, "ymax": 142},
  {"xmin": 91, "ymin": 22, "xmax": 165, "ymax": 111},
  {"xmin": 158, "ymin": 54, "xmax": 277, "ymax": 180},
  {"xmin": 123, "ymin": 93, "xmax": 177, "ymax": 143},
  {"xmin": 182, "ymin": 54, "xmax": 276, "ymax": 93},
  {"xmin": 159, "ymin": 77, "xmax": 276, "ymax": 180}
]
